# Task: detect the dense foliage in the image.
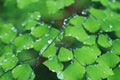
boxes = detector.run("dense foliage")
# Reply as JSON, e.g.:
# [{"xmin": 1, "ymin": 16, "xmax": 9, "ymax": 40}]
[{"xmin": 0, "ymin": 0, "xmax": 120, "ymax": 80}]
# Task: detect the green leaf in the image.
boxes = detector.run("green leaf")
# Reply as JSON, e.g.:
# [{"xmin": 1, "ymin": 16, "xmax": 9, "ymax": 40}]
[
  {"xmin": 100, "ymin": 0, "xmax": 109, "ymax": 6},
  {"xmin": 90, "ymin": 45, "xmax": 101, "ymax": 56},
  {"xmin": 97, "ymin": 52, "xmax": 120, "ymax": 68},
  {"xmin": 58, "ymin": 47, "xmax": 73, "ymax": 62},
  {"xmin": 46, "ymin": 0, "xmax": 74, "ymax": 14},
  {"xmin": 0, "ymin": 24, "xmax": 17, "ymax": 44},
  {"xmin": 97, "ymin": 34, "xmax": 112, "ymax": 48},
  {"xmin": 112, "ymin": 39, "xmax": 120, "ymax": 55},
  {"xmin": 69, "ymin": 16, "xmax": 85, "ymax": 25},
  {"xmin": 0, "ymin": 67, "xmax": 4, "ymax": 76},
  {"xmin": 87, "ymin": 64, "xmax": 113, "ymax": 80},
  {"xmin": 24, "ymin": 19, "xmax": 37, "ymax": 30},
  {"xmin": 101, "ymin": 16, "xmax": 120, "ymax": 32},
  {"xmin": 115, "ymin": 30, "xmax": 120, "ymax": 38},
  {"xmin": 43, "ymin": 56, "xmax": 64, "ymax": 73},
  {"xmin": 48, "ymin": 28, "xmax": 60, "ymax": 39},
  {"xmin": 83, "ymin": 15, "xmax": 101, "ymax": 33},
  {"xmin": 83, "ymin": 35, "xmax": 96, "ymax": 45},
  {"xmin": 65, "ymin": 25, "xmax": 88, "ymax": 42},
  {"xmin": 64, "ymin": 0, "xmax": 74, "ymax": 6},
  {"xmin": 109, "ymin": 1, "xmax": 120, "ymax": 10},
  {"xmin": 108, "ymin": 67, "xmax": 120, "ymax": 80},
  {"xmin": 17, "ymin": 0, "xmax": 39, "ymax": 9},
  {"xmin": 0, "ymin": 72, "xmax": 13, "ymax": 80},
  {"xmin": 90, "ymin": 8, "xmax": 106, "ymax": 20},
  {"xmin": 42, "ymin": 44, "xmax": 56, "ymax": 58},
  {"xmin": 0, "ymin": 54, "xmax": 18, "ymax": 71},
  {"xmin": 14, "ymin": 34, "xmax": 33, "ymax": 52},
  {"xmin": 31, "ymin": 24, "xmax": 49, "ymax": 38},
  {"xmin": 2, "ymin": 45, "xmax": 13, "ymax": 54},
  {"xmin": 29, "ymin": 11, "xmax": 41, "ymax": 20},
  {"xmin": 33, "ymin": 37, "xmax": 49, "ymax": 52},
  {"xmin": 46, "ymin": 0, "xmax": 62, "ymax": 14},
  {"xmin": 12, "ymin": 64, "xmax": 35, "ymax": 80},
  {"xmin": 74, "ymin": 46, "xmax": 98, "ymax": 65},
  {"xmin": 58, "ymin": 60, "xmax": 85, "ymax": 80}
]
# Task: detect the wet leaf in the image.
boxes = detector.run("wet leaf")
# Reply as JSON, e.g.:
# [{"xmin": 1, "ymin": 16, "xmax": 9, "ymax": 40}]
[
  {"xmin": 58, "ymin": 60, "xmax": 85, "ymax": 80},
  {"xmin": 83, "ymin": 15, "xmax": 101, "ymax": 33},
  {"xmin": 43, "ymin": 56, "xmax": 64, "ymax": 73},
  {"xmin": 58, "ymin": 47, "xmax": 73, "ymax": 62},
  {"xmin": 0, "ymin": 54, "xmax": 18, "ymax": 71},
  {"xmin": 97, "ymin": 34, "xmax": 112, "ymax": 48},
  {"xmin": 31, "ymin": 24, "xmax": 49, "ymax": 38},
  {"xmin": 0, "ymin": 24, "xmax": 17, "ymax": 44},
  {"xmin": 42, "ymin": 44, "xmax": 56, "ymax": 58},
  {"xmin": 87, "ymin": 64, "xmax": 113, "ymax": 80},
  {"xmin": 112, "ymin": 39, "xmax": 120, "ymax": 55},
  {"xmin": 74, "ymin": 46, "xmax": 99, "ymax": 65},
  {"xmin": 14, "ymin": 34, "xmax": 33, "ymax": 52},
  {"xmin": 108, "ymin": 67, "xmax": 120, "ymax": 80},
  {"xmin": 97, "ymin": 52, "xmax": 120, "ymax": 68},
  {"xmin": 12, "ymin": 64, "xmax": 35, "ymax": 80},
  {"xmin": 65, "ymin": 25, "xmax": 88, "ymax": 42}
]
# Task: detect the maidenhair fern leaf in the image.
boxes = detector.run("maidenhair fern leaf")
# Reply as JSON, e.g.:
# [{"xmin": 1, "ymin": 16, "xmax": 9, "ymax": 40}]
[
  {"xmin": 58, "ymin": 47, "xmax": 73, "ymax": 62},
  {"xmin": 12, "ymin": 64, "xmax": 35, "ymax": 80},
  {"xmin": 83, "ymin": 15, "xmax": 101, "ymax": 33},
  {"xmin": 42, "ymin": 44, "xmax": 56, "ymax": 58},
  {"xmin": 31, "ymin": 24, "xmax": 49, "ymax": 38},
  {"xmin": 97, "ymin": 34, "xmax": 112, "ymax": 48},
  {"xmin": 65, "ymin": 25, "xmax": 88, "ymax": 42},
  {"xmin": 108, "ymin": 67, "xmax": 120, "ymax": 80},
  {"xmin": 14, "ymin": 34, "xmax": 33, "ymax": 52},
  {"xmin": 74, "ymin": 46, "xmax": 98, "ymax": 65},
  {"xmin": 97, "ymin": 52, "xmax": 120, "ymax": 68},
  {"xmin": 43, "ymin": 56, "xmax": 64, "ymax": 73},
  {"xmin": 0, "ymin": 54, "xmax": 18, "ymax": 72},
  {"xmin": 0, "ymin": 24, "xmax": 17, "ymax": 44},
  {"xmin": 58, "ymin": 60, "xmax": 85, "ymax": 80},
  {"xmin": 112, "ymin": 39, "xmax": 120, "ymax": 55},
  {"xmin": 87, "ymin": 64, "xmax": 113, "ymax": 80}
]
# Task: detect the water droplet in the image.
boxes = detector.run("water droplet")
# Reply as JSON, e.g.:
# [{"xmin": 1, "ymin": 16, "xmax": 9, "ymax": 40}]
[
  {"xmin": 19, "ymin": 33, "xmax": 22, "ymax": 36},
  {"xmin": 36, "ymin": 38, "xmax": 41, "ymax": 42},
  {"xmin": 119, "ymin": 64, "xmax": 120, "ymax": 67},
  {"xmin": 45, "ymin": 34, "xmax": 49, "ymax": 37},
  {"xmin": 83, "ymin": 42, "xmax": 86, "ymax": 44},
  {"xmin": 81, "ymin": 11, "xmax": 87, "ymax": 15},
  {"xmin": 109, "ymin": 25, "xmax": 113, "ymax": 28},
  {"xmin": 12, "ymin": 55, "xmax": 15, "ymax": 57},
  {"xmin": 0, "ymin": 62, "xmax": 2, "ymax": 65},
  {"xmin": 4, "ymin": 58, "xmax": 8, "ymax": 62},
  {"xmin": 63, "ymin": 19, "xmax": 68, "ymax": 25},
  {"xmin": 67, "ymin": 57, "xmax": 71, "ymax": 60},
  {"xmin": 11, "ymin": 27, "xmax": 17, "ymax": 32},
  {"xmin": 31, "ymin": 27, "xmax": 35, "ymax": 30},
  {"xmin": 57, "ymin": 73, "xmax": 64, "ymax": 79},
  {"xmin": 40, "ymin": 45, "xmax": 48, "ymax": 53},
  {"xmin": 22, "ymin": 23, "xmax": 26, "ymax": 26},
  {"xmin": 48, "ymin": 39, "xmax": 53, "ymax": 44},
  {"xmin": 51, "ymin": 70, "xmax": 55, "ymax": 72},
  {"xmin": 4, "ymin": 68, "xmax": 9, "ymax": 72},
  {"xmin": 37, "ymin": 15, "xmax": 41, "ymax": 20},
  {"xmin": 71, "ymin": 61, "xmax": 73, "ymax": 64},
  {"xmin": 17, "ymin": 49, "xmax": 22, "ymax": 53},
  {"xmin": 49, "ymin": 57, "xmax": 53, "ymax": 60}
]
